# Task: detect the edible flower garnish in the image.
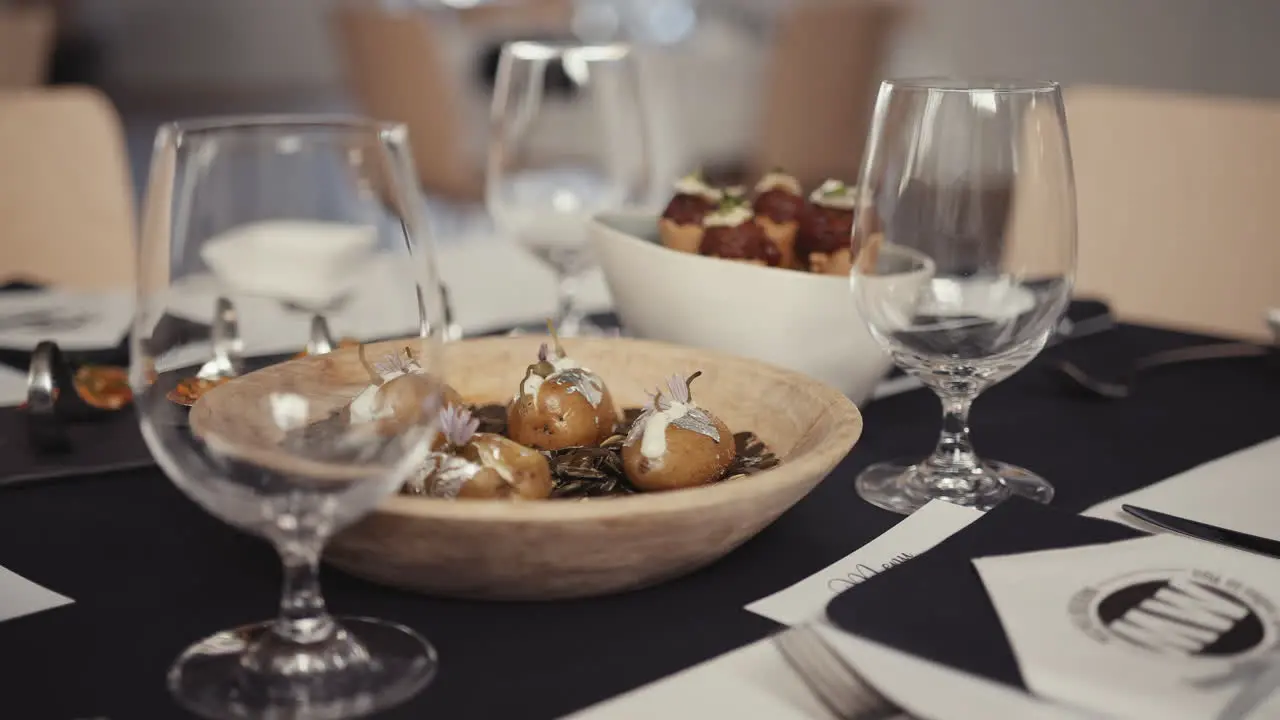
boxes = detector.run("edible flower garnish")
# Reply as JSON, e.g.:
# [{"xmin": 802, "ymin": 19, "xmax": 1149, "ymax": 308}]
[{"xmin": 438, "ymin": 404, "xmax": 480, "ymax": 449}]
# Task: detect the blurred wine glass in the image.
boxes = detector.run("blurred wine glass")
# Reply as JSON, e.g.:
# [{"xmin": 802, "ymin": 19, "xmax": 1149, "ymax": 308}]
[
  {"xmin": 486, "ymin": 40, "xmax": 651, "ymax": 336},
  {"xmin": 850, "ymin": 79, "xmax": 1076, "ymax": 515},
  {"xmin": 133, "ymin": 117, "xmax": 446, "ymax": 719}
]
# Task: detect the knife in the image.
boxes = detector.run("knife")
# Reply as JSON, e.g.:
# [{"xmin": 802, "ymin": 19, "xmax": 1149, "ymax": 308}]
[{"xmin": 1121, "ymin": 505, "xmax": 1280, "ymax": 561}]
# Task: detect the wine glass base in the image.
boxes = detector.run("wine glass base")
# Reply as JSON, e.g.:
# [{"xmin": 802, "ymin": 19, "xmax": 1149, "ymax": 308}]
[
  {"xmin": 855, "ymin": 458, "xmax": 1054, "ymax": 515},
  {"xmin": 168, "ymin": 616, "xmax": 436, "ymax": 720}
]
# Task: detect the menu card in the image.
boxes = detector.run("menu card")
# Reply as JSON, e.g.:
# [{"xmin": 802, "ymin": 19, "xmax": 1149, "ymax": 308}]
[
  {"xmin": 746, "ymin": 500, "xmax": 983, "ymax": 625},
  {"xmin": 975, "ymin": 534, "xmax": 1280, "ymax": 719}
]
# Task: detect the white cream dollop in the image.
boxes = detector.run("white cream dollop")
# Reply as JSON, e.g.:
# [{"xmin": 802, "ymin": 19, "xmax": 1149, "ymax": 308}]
[
  {"xmin": 518, "ymin": 355, "xmax": 581, "ymax": 398},
  {"xmin": 639, "ymin": 401, "xmax": 690, "ymax": 460},
  {"xmin": 754, "ymin": 172, "xmax": 802, "ymax": 196},
  {"xmin": 809, "ymin": 179, "xmax": 869, "ymax": 211},
  {"xmin": 347, "ymin": 369, "xmax": 406, "ymax": 424},
  {"xmin": 673, "ymin": 174, "xmax": 722, "ymax": 203},
  {"xmin": 703, "ymin": 204, "xmax": 754, "ymax": 228}
]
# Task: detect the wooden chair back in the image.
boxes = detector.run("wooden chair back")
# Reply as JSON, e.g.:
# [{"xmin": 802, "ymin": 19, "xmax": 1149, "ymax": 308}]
[
  {"xmin": 1064, "ymin": 85, "xmax": 1280, "ymax": 339},
  {"xmin": 0, "ymin": 86, "xmax": 136, "ymax": 290},
  {"xmin": 0, "ymin": 4, "xmax": 55, "ymax": 88}
]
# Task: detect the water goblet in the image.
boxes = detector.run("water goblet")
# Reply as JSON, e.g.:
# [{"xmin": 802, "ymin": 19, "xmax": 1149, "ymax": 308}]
[
  {"xmin": 133, "ymin": 116, "xmax": 447, "ymax": 718},
  {"xmin": 849, "ymin": 79, "xmax": 1076, "ymax": 514},
  {"xmin": 486, "ymin": 40, "xmax": 651, "ymax": 336}
]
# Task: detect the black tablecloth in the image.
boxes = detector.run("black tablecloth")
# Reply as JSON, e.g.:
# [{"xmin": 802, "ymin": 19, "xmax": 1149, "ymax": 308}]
[{"xmin": 0, "ymin": 324, "xmax": 1277, "ymax": 720}]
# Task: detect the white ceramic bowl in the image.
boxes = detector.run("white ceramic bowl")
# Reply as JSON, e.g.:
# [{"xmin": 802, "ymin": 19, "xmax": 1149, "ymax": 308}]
[{"xmin": 589, "ymin": 212, "xmax": 934, "ymax": 404}]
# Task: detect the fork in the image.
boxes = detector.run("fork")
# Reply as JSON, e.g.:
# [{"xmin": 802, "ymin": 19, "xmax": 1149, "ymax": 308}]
[{"xmin": 773, "ymin": 625, "xmax": 913, "ymax": 720}]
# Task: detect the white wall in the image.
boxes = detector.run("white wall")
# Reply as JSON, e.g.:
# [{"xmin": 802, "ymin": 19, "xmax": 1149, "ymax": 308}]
[
  {"xmin": 87, "ymin": 0, "xmax": 342, "ymax": 96},
  {"xmin": 885, "ymin": 0, "xmax": 1280, "ymax": 99},
  {"xmin": 90, "ymin": 0, "xmax": 1280, "ymax": 102}
]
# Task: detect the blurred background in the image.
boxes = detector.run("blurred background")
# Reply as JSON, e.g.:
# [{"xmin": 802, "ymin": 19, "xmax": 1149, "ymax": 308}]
[
  {"xmin": 11, "ymin": 0, "xmax": 1279, "ymax": 200},
  {"xmin": 4, "ymin": 0, "xmax": 1279, "ymax": 339}
]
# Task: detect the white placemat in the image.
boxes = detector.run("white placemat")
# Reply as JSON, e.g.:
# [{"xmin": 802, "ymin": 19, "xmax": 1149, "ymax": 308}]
[
  {"xmin": 0, "ymin": 565, "xmax": 71, "ymax": 623},
  {"xmin": 164, "ymin": 237, "xmax": 614, "ymax": 357},
  {"xmin": 1084, "ymin": 435, "xmax": 1280, "ymax": 539},
  {"xmin": 0, "ymin": 364, "xmax": 28, "ymax": 407},
  {"xmin": 0, "ymin": 290, "xmax": 133, "ymax": 351}
]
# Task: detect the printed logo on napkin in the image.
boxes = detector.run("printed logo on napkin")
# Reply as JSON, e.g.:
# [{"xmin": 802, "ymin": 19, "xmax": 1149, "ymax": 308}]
[
  {"xmin": 1070, "ymin": 568, "xmax": 1276, "ymax": 661},
  {"xmin": 974, "ymin": 534, "xmax": 1280, "ymax": 719}
]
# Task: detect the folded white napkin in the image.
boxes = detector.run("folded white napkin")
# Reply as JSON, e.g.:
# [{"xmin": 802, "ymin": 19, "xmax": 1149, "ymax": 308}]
[{"xmin": 975, "ymin": 534, "xmax": 1280, "ymax": 719}]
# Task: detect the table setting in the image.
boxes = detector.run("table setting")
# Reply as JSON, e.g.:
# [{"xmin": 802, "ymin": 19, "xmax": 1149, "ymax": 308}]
[{"xmin": 1, "ymin": 54, "xmax": 1280, "ymax": 720}]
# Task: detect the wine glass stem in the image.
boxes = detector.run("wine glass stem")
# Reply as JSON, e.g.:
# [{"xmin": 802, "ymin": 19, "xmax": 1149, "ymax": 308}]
[
  {"xmin": 924, "ymin": 395, "xmax": 980, "ymax": 476},
  {"xmin": 274, "ymin": 545, "xmax": 335, "ymax": 644},
  {"xmin": 554, "ymin": 269, "xmax": 586, "ymax": 336}
]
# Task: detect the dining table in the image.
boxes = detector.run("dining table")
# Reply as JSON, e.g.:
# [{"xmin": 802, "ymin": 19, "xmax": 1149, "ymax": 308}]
[{"xmin": 0, "ymin": 316, "xmax": 1277, "ymax": 719}]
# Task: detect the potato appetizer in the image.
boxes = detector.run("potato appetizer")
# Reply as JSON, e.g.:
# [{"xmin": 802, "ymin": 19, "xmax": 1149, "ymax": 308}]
[
  {"xmin": 407, "ymin": 405, "xmax": 553, "ymax": 500},
  {"xmin": 507, "ymin": 326, "xmax": 618, "ymax": 451},
  {"xmin": 346, "ymin": 345, "xmax": 459, "ymax": 435},
  {"xmin": 622, "ymin": 372, "xmax": 735, "ymax": 491}
]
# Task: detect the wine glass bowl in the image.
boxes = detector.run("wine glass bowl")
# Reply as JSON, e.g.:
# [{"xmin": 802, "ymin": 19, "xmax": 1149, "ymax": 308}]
[
  {"xmin": 850, "ymin": 78, "xmax": 1076, "ymax": 515},
  {"xmin": 133, "ymin": 117, "xmax": 446, "ymax": 718},
  {"xmin": 486, "ymin": 40, "xmax": 651, "ymax": 336}
]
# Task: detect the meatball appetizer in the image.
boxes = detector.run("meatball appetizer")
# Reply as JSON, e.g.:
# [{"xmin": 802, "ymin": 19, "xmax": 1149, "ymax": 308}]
[
  {"xmin": 698, "ymin": 199, "xmax": 783, "ymax": 267},
  {"xmin": 622, "ymin": 372, "xmax": 735, "ymax": 492},
  {"xmin": 751, "ymin": 169, "xmax": 805, "ymax": 268},
  {"xmin": 659, "ymin": 170, "xmax": 723, "ymax": 254},
  {"xmin": 507, "ymin": 325, "xmax": 619, "ymax": 450},
  {"xmin": 407, "ymin": 405, "xmax": 553, "ymax": 500},
  {"xmin": 798, "ymin": 179, "xmax": 863, "ymax": 275}
]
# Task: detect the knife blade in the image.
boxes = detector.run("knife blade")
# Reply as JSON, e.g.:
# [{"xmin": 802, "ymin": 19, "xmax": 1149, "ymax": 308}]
[{"xmin": 1122, "ymin": 505, "xmax": 1280, "ymax": 561}]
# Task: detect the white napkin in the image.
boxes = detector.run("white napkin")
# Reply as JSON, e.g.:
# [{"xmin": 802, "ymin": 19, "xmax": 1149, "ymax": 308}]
[
  {"xmin": 747, "ymin": 500, "xmax": 983, "ymax": 625},
  {"xmin": 974, "ymin": 534, "xmax": 1280, "ymax": 719},
  {"xmin": 0, "ymin": 565, "xmax": 71, "ymax": 622},
  {"xmin": 0, "ymin": 290, "xmax": 133, "ymax": 351},
  {"xmin": 1084, "ymin": 435, "xmax": 1280, "ymax": 539}
]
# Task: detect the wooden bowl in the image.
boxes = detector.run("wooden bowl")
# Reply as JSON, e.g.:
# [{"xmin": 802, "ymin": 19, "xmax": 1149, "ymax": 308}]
[{"xmin": 199, "ymin": 335, "xmax": 862, "ymax": 600}]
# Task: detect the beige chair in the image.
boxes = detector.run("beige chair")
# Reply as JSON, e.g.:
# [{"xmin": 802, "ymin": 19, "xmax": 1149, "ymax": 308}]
[
  {"xmin": 751, "ymin": 0, "xmax": 906, "ymax": 189},
  {"xmin": 330, "ymin": 2, "xmax": 574, "ymax": 203},
  {"xmin": 0, "ymin": 4, "xmax": 55, "ymax": 88},
  {"xmin": 330, "ymin": 3, "xmax": 480, "ymax": 202},
  {"xmin": 1064, "ymin": 85, "xmax": 1280, "ymax": 340},
  {"xmin": 0, "ymin": 86, "xmax": 136, "ymax": 290}
]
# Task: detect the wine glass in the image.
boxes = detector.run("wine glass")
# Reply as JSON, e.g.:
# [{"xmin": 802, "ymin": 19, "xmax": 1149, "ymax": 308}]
[
  {"xmin": 133, "ymin": 117, "xmax": 447, "ymax": 718},
  {"xmin": 486, "ymin": 40, "xmax": 651, "ymax": 336},
  {"xmin": 849, "ymin": 79, "xmax": 1076, "ymax": 515}
]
